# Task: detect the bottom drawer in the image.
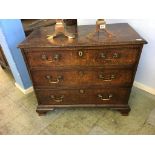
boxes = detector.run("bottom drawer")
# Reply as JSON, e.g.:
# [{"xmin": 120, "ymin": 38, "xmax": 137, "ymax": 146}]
[{"xmin": 35, "ymin": 88, "xmax": 131, "ymax": 105}]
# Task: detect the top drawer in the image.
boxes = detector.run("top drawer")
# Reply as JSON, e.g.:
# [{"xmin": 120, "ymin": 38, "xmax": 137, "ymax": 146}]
[{"xmin": 25, "ymin": 48, "xmax": 140, "ymax": 68}]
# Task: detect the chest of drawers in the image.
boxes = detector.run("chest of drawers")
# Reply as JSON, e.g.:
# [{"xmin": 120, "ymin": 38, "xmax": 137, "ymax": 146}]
[{"xmin": 19, "ymin": 23, "xmax": 147, "ymax": 116}]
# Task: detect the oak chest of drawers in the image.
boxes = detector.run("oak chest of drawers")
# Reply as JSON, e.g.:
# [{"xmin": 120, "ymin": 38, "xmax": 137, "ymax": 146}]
[{"xmin": 19, "ymin": 23, "xmax": 147, "ymax": 116}]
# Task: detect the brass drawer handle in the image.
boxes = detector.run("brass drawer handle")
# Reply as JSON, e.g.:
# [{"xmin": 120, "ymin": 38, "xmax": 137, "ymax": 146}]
[
  {"xmin": 101, "ymin": 53, "xmax": 106, "ymax": 59},
  {"xmin": 113, "ymin": 53, "xmax": 119, "ymax": 58},
  {"xmin": 98, "ymin": 94, "xmax": 113, "ymax": 101},
  {"xmin": 50, "ymin": 95, "xmax": 64, "ymax": 103},
  {"xmin": 46, "ymin": 75, "xmax": 63, "ymax": 84},
  {"xmin": 100, "ymin": 52, "xmax": 120, "ymax": 60},
  {"xmin": 53, "ymin": 54, "xmax": 60, "ymax": 60},
  {"xmin": 41, "ymin": 54, "xmax": 48, "ymax": 60},
  {"xmin": 41, "ymin": 53, "xmax": 60, "ymax": 62},
  {"xmin": 99, "ymin": 74, "xmax": 115, "ymax": 81}
]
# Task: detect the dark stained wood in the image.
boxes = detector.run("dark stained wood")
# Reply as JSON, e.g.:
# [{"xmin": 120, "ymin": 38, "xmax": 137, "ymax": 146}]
[
  {"xmin": 19, "ymin": 23, "xmax": 147, "ymax": 48},
  {"xmin": 36, "ymin": 108, "xmax": 54, "ymax": 116},
  {"xmin": 31, "ymin": 68, "xmax": 133, "ymax": 88},
  {"xmin": 25, "ymin": 47, "xmax": 140, "ymax": 68},
  {"xmin": 35, "ymin": 88, "xmax": 130, "ymax": 105},
  {"xmin": 19, "ymin": 23, "xmax": 147, "ymax": 116}
]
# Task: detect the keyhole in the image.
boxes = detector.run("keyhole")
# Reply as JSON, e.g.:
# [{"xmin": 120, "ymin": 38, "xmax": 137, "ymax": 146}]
[
  {"xmin": 79, "ymin": 89, "xmax": 84, "ymax": 94},
  {"xmin": 78, "ymin": 51, "xmax": 83, "ymax": 57}
]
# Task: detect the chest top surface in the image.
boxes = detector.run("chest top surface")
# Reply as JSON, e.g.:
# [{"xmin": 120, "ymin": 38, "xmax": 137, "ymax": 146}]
[{"xmin": 19, "ymin": 23, "xmax": 147, "ymax": 48}]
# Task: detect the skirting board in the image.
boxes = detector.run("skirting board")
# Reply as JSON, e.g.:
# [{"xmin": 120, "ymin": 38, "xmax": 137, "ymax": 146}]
[
  {"xmin": 133, "ymin": 81, "xmax": 155, "ymax": 95},
  {"xmin": 15, "ymin": 82, "xmax": 33, "ymax": 94}
]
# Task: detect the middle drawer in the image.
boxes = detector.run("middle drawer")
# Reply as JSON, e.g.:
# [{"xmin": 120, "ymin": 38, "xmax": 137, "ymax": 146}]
[{"xmin": 31, "ymin": 68, "xmax": 133, "ymax": 88}]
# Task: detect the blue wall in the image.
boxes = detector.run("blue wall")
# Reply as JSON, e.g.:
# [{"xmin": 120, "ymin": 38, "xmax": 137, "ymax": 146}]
[{"xmin": 0, "ymin": 19, "xmax": 32, "ymax": 89}]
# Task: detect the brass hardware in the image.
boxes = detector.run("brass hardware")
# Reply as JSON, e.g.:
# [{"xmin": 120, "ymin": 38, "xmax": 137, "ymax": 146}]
[
  {"xmin": 100, "ymin": 52, "xmax": 120, "ymax": 60},
  {"xmin": 79, "ymin": 89, "xmax": 84, "ymax": 94},
  {"xmin": 99, "ymin": 73, "xmax": 115, "ymax": 81},
  {"xmin": 98, "ymin": 94, "xmax": 113, "ymax": 101},
  {"xmin": 41, "ymin": 53, "xmax": 60, "ymax": 62},
  {"xmin": 50, "ymin": 95, "xmax": 64, "ymax": 103},
  {"xmin": 53, "ymin": 53, "xmax": 60, "ymax": 60},
  {"xmin": 78, "ymin": 51, "xmax": 83, "ymax": 57},
  {"xmin": 46, "ymin": 75, "xmax": 63, "ymax": 84},
  {"xmin": 41, "ymin": 54, "xmax": 53, "ymax": 62},
  {"xmin": 101, "ymin": 53, "xmax": 106, "ymax": 59},
  {"xmin": 47, "ymin": 19, "xmax": 75, "ymax": 40},
  {"xmin": 41, "ymin": 54, "xmax": 47, "ymax": 60},
  {"xmin": 113, "ymin": 53, "xmax": 119, "ymax": 58},
  {"xmin": 86, "ymin": 19, "xmax": 113, "ymax": 40}
]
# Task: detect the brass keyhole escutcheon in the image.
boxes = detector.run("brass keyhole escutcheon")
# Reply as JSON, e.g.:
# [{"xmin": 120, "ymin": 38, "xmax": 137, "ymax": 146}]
[
  {"xmin": 79, "ymin": 89, "xmax": 84, "ymax": 94},
  {"xmin": 78, "ymin": 51, "xmax": 83, "ymax": 57}
]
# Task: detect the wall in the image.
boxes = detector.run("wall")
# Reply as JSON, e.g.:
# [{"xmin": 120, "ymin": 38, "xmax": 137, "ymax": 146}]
[
  {"xmin": 78, "ymin": 19, "xmax": 155, "ymax": 93},
  {"xmin": 0, "ymin": 20, "xmax": 32, "ymax": 93}
]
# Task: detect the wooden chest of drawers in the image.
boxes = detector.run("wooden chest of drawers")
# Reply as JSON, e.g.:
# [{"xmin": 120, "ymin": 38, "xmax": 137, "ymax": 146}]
[{"xmin": 19, "ymin": 23, "xmax": 147, "ymax": 116}]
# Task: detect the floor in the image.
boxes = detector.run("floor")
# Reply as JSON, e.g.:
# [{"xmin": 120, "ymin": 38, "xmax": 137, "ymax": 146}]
[{"xmin": 0, "ymin": 67, "xmax": 155, "ymax": 135}]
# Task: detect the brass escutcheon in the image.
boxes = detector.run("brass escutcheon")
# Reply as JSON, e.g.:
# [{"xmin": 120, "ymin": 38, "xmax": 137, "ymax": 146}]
[
  {"xmin": 78, "ymin": 51, "xmax": 83, "ymax": 57},
  {"xmin": 79, "ymin": 89, "xmax": 84, "ymax": 94}
]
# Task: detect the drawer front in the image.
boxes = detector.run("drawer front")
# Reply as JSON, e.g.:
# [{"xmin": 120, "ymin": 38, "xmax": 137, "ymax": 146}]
[
  {"xmin": 26, "ymin": 48, "xmax": 139, "ymax": 68},
  {"xmin": 31, "ymin": 69, "xmax": 133, "ymax": 88},
  {"xmin": 35, "ymin": 88, "xmax": 130, "ymax": 105}
]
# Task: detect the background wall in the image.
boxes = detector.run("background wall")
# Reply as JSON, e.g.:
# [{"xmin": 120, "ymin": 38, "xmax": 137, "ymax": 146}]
[
  {"xmin": 0, "ymin": 20, "xmax": 32, "ymax": 93},
  {"xmin": 78, "ymin": 19, "xmax": 155, "ymax": 93}
]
